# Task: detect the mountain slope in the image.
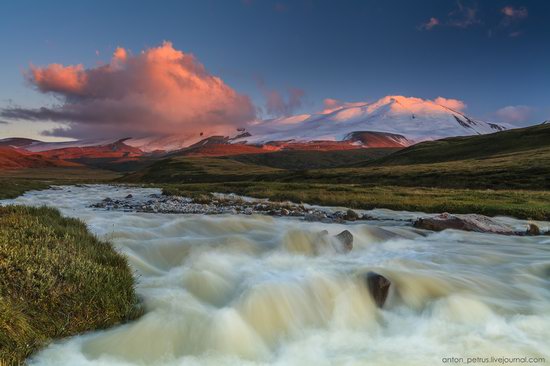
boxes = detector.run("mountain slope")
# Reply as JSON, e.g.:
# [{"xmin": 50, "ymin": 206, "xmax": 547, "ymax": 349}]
[
  {"xmin": 362, "ymin": 122, "xmax": 550, "ymax": 166},
  {"xmin": 37, "ymin": 138, "xmax": 143, "ymax": 160},
  {"xmin": 241, "ymin": 95, "xmax": 506, "ymax": 144}
]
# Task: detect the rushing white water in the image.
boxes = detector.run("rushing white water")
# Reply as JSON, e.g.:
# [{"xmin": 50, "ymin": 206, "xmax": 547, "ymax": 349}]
[{"xmin": 3, "ymin": 185, "xmax": 550, "ymax": 366}]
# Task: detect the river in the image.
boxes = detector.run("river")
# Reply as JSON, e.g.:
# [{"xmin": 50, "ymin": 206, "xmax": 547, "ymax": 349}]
[{"xmin": 3, "ymin": 185, "xmax": 550, "ymax": 366}]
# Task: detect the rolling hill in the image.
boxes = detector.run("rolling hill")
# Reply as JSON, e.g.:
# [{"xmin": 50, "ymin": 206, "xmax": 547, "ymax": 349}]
[
  {"xmin": 0, "ymin": 147, "xmax": 81, "ymax": 169},
  {"xmin": 123, "ymin": 123, "xmax": 550, "ymax": 190},
  {"xmin": 361, "ymin": 122, "xmax": 550, "ymax": 166}
]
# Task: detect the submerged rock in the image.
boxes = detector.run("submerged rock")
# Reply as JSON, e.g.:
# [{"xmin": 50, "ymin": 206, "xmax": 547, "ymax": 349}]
[
  {"xmin": 413, "ymin": 213, "xmax": 515, "ymax": 235},
  {"xmin": 527, "ymin": 223, "xmax": 541, "ymax": 236},
  {"xmin": 125, "ymin": 194, "xmax": 133, "ymax": 199},
  {"xmin": 334, "ymin": 230, "xmax": 353, "ymax": 252},
  {"xmin": 365, "ymin": 272, "xmax": 391, "ymax": 308},
  {"xmin": 344, "ymin": 209, "xmax": 360, "ymax": 221}
]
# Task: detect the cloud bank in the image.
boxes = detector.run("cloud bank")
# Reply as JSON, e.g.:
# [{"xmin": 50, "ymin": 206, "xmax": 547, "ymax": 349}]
[
  {"xmin": 495, "ymin": 105, "xmax": 533, "ymax": 124},
  {"xmin": 1, "ymin": 42, "xmax": 256, "ymax": 139}
]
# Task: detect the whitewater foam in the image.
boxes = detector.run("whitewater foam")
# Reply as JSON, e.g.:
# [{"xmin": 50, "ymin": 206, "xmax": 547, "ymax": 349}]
[{"xmin": 2, "ymin": 185, "xmax": 549, "ymax": 366}]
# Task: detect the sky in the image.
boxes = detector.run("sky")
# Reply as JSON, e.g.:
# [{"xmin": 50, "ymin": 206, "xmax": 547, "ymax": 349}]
[{"xmin": 0, "ymin": 0, "xmax": 548, "ymax": 141}]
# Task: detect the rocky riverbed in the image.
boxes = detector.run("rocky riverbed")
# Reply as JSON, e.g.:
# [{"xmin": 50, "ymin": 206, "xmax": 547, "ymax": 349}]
[
  {"xmin": 90, "ymin": 191, "xmax": 368, "ymax": 224},
  {"xmin": 89, "ymin": 190, "xmax": 549, "ymax": 235}
]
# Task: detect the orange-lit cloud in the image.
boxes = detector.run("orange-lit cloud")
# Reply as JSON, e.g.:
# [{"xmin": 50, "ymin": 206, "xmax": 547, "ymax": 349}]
[
  {"xmin": 433, "ymin": 97, "xmax": 467, "ymax": 111},
  {"xmin": 419, "ymin": 1, "xmax": 480, "ymax": 31},
  {"xmin": 321, "ymin": 98, "xmax": 344, "ymax": 113},
  {"xmin": 4, "ymin": 42, "xmax": 255, "ymax": 139},
  {"xmin": 30, "ymin": 64, "xmax": 88, "ymax": 95}
]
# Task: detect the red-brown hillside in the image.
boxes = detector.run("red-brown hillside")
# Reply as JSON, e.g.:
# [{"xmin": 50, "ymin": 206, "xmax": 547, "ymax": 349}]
[
  {"xmin": 37, "ymin": 139, "xmax": 144, "ymax": 160},
  {"xmin": 0, "ymin": 147, "xmax": 81, "ymax": 169}
]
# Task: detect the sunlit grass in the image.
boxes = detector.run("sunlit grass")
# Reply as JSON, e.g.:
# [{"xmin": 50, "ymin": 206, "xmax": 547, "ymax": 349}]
[
  {"xmin": 162, "ymin": 182, "xmax": 550, "ymax": 220},
  {"xmin": 0, "ymin": 206, "xmax": 142, "ymax": 364}
]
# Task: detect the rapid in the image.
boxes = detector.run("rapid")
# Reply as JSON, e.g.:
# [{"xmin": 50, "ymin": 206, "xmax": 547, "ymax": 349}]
[{"xmin": 2, "ymin": 185, "xmax": 550, "ymax": 366}]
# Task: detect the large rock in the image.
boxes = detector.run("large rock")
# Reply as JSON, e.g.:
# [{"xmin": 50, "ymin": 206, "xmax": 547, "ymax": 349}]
[
  {"xmin": 526, "ymin": 223, "xmax": 541, "ymax": 236},
  {"xmin": 413, "ymin": 213, "xmax": 515, "ymax": 235},
  {"xmin": 344, "ymin": 209, "xmax": 360, "ymax": 221},
  {"xmin": 334, "ymin": 230, "xmax": 353, "ymax": 252},
  {"xmin": 365, "ymin": 272, "xmax": 391, "ymax": 308}
]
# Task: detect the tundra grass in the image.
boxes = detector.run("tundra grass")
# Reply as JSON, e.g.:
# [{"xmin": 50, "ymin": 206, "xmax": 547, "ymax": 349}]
[
  {"xmin": 161, "ymin": 182, "xmax": 550, "ymax": 220},
  {"xmin": 0, "ymin": 167, "xmax": 121, "ymax": 199},
  {"xmin": 0, "ymin": 206, "xmax": 142, "ymax": 364}
]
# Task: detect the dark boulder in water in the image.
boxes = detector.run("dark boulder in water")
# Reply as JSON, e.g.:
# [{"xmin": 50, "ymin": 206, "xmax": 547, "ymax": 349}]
[
  {"xmin": 526, "ymin": 223, "xmax": 541, "ymax": 236},
  {"xmin": 365, "ymin": 272, "xmax": 391, "ymax": 308},
  {"xmin": 334, "ymin": 230, "xmax": 353, "ymax": 252},
  {"xmin": 125, "ymin": 194, "xmax": 133, "ymax": 199},
  {"xmin": 344, "ymin": 209, "xmax": 360, "ymax": 221},
  {"xmin": 413, "ymin": 213, "xmax": 515, "ymax": 235}
]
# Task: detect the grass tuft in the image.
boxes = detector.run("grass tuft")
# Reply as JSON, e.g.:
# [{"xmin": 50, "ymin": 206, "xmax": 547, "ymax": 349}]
[{"xmin": 0, "ymin": 205, "xmax": 142, "ymax": 364}]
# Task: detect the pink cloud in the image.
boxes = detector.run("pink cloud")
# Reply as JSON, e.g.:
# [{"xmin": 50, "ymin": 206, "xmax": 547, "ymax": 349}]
[
  {"xmin": 29, "ymin": 63, "xmax": 88, "ymax": 95},
  {"xmin": 419, "ymin": 17, "xmax": 440, "ymax": 30},
  {"xmin": 419, "ymin": 1, "xmax": 480, "ymax": 31},
  {"xmin": 495, "ymin": 105, "xmax": 533, "ymax": 124},
  {"xmin": 501, "ymin": 6, "xmax": 528, "ymax": 19},
  {"xmin": 433, "ymin": 97, "xmax": 467, "ymax": 111},
  {"xmin": 322, "ymin": 98, "xmax": 344, "ymax": 111},
  {"xmin": 447, "ymin": 1, "xmax": 481, "ymax": 28},
  {"xmin": 5, "ymin": 41, "xmax": 255, "ymax": 139}
]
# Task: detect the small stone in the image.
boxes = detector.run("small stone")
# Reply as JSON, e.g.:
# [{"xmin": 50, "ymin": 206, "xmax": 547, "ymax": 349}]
[{"xmin": 125, "ymin": 194, "xmax": 133, "ymax": 199}]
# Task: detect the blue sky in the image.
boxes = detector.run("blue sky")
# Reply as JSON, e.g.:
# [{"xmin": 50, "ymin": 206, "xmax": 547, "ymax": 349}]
[{"xmin": 0, "ymin": 0, "xmax": 548, "ymax": 140}]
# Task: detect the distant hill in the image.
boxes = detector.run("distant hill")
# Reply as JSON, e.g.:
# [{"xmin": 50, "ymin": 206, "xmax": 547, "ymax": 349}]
[
  {"xmin": 0, "ymin": 147, "xmax": 80, "ymax": 169},
  {"xmin": 361, "ymin": 122, "xmax": 550, "ymax": 166},
  {"xmin": 123, "ymin": 124, "xmax": 550, "ymax": 190},
  {"xmin": 227, "ymin": 148, "xmax": 398, "ymax": 170}
]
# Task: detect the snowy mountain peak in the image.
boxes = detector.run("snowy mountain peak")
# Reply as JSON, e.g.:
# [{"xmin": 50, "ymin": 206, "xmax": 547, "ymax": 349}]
[{"xmin": 242, "ymin": 95, "xmax": 507, "ymax": 145}]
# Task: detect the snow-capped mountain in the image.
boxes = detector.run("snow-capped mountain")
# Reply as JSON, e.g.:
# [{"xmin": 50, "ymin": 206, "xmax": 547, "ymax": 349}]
[
  {"xmin": 0, "ymin": 96, "xmax": 509, "ymax": 157},
  {"xmin": 239, "ymin": 95, "xmax": 507, "ymax": 145}
]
